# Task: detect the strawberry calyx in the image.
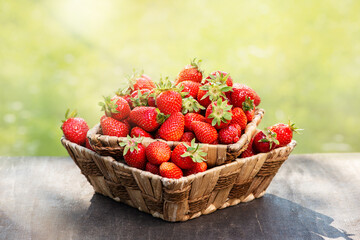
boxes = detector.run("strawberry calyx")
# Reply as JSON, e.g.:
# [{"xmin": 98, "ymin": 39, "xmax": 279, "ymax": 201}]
[
  {"xmin": 204, "ymin": 71, "xmax": 230, "ymax": 85},
  {"xmin": 127, "ymin": 69, "xmax": 144, "ymax": 91},
  {"xmin": 181, "ymin": 139, "xmax": 207, "ymax": 163},
  {"xmin": 155, "ymin": 108, "xmax": 170, "ymax": 124},
  {"xmin": 155, "ymin": 76, "xmax": 189, "ymax": 97},
  {"xmin": 130, "ymin": 90, "xmax": 150, "ymax": 107},
  {"xmin": 259, "ymin": 129, "xmax": 280, "ymax": 149},
  {"xmin": 182, "ymin": 97, "xmax": 205, "ymax": 114},
  {"xmin": 208, "ymin": 98, "xmax": 232, "ymax": 127},
  {"xmin": 62, "ymin": 109, "xmax": 78, "ymax": 123},
  {"xmin": 189, "ymin": 58, "xmax": 203, "ymax": 74},
  {"xmin": 98, "ymin": 96, "xmax": 120, "ymax": 116},
  {"xmin": 119, "ymin": 135, "xmax": 143, "ymax": 156},
  {"xmin": 199, "ymin": 82, "xmax": 232, "ymax": 102},
  {"xmin": 242, "ymin": 97, "xmax": 255, "ymax": 112},
  {"xmin": 288, "ymin": 120, "xmax": 303, "ymax": 134},
  {"xmin": 115, "ymin": 87, "xmax": 131, "ymax": 97}
]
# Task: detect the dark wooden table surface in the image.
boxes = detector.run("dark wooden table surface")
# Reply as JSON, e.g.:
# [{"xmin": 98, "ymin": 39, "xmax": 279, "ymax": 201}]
[{"xmin": 0, "ymin": 154, "xmax": 359, "ymax": 240}]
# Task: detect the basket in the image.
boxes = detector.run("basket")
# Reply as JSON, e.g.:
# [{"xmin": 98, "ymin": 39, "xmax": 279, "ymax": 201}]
[
  {"xmin": 87, "ymin": 108, "xmax": 265, "ymax": 167},
  {"xmin": 61, "ymin": 136, "xmax": 296, "ymax": 222}
]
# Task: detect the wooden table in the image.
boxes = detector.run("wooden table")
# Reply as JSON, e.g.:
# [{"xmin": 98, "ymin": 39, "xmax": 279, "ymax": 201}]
[{"xmin": 0, "ymin": 154, "xmax": 359, "ymax": 240}]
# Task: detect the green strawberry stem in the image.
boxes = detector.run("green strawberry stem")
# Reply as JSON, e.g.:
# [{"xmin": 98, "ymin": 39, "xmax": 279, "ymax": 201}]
[
  {"xmin": 181, "ymin": 139, "xmax": 207, "ymax": 163},
  {"xmin": 119, "ymin": 135, "xmax": 143, "ymax": 156},
  {"xmin": 208, "ymin": 98, "xmax": 232, "ymax": 126}
]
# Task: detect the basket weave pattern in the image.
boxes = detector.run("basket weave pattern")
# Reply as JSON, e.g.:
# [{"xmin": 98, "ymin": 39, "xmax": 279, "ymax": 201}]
[{"xmin": 61, "ymin": 137, "xmax": 296, "ymax": 222}]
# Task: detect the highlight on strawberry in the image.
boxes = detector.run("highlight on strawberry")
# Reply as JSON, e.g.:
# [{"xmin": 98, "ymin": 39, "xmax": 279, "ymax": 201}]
[{"xmin": 61, "ymin": 109, "xmax": 89, "ymax": 146}]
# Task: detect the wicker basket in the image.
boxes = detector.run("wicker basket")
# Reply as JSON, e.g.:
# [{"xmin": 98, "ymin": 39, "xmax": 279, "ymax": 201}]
[
  {"xmin": 87, "ymin": 108, "xmax": 265, "ymax": 167},
  {"xmin": 61, "ymin": 136, "xmax": 296, "ymax": 222}
]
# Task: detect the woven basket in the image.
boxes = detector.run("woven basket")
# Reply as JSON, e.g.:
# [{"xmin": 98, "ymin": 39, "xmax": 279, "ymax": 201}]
[
  {"xmin": 61, "ymin": 136, "xmax": 296, "ymax": 222},
  {"xmin": 87, "ymin": 108, "xmax": 265, "ymax": 167}
]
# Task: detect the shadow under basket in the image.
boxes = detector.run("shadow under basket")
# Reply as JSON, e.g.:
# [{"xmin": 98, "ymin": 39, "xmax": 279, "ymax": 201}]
[
  {"xmin": 61, "ymin": 136, "xmax": 296, "ymax": 222},
  {"xmin": 87, "ymin": 108, "xmax": 265, "ymax": 168}
]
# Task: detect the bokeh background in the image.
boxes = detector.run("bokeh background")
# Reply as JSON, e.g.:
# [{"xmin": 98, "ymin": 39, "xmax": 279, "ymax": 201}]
[{"xmin": 1, "ymin": 0, "xmax": 360, "ymax": 156}]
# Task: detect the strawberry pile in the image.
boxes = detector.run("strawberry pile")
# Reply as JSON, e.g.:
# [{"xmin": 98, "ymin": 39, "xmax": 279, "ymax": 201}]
[
  {"xmin": 61, "ymin": 59, "xmax": 301, "ymax": 179},
  {"xmin": 99, "ymin": 59, "xmax": 261, "ymax": 145}
]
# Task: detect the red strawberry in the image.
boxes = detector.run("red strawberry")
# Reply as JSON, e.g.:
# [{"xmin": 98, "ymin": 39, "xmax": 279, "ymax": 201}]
[
  {"xmin": 85, "ymin": 138, "xmax": 94, "ymax": 151},
  {"xmin": 158, "ymin": 112, "xmax": 185, "ymax": 141},
  {"xmin": 242, "ymin": 97, "xmax": 255, "ymax": 123},
  {"xmin": 145, "ymin": 162, "xmax": 160, "ymax": 175},
  {"xmin": 184, "ymin": 162, "xmax": 207, "ymax": 176},
  {"xmin": 130, "ymin": 127, "xmax": 153, "ymax": 138},
  {"xmin": 147, "ymin": 90, "xmax": 157, "ymax": 107},
  {"xmin": 146, "ymin": 141, "xmax": 171, "ymax": 165},
  {"xmin": 230, "ymin": 107, "xmax": 247, "ymax": 131},
  {"xmin": 198, "ymin": 83, "xmax": 232, "ymax": 108},
  {"xmin": 190, "ymin": 121, "xmax": 218, "ymax": 144},
  {"xmin": 61, "ymin": 109, "xmax": 89, "ymax": 145},
  {"xmin": 177, "ymin": 81, "xmax": 200, "ymax": 99},
  {"xmin": 99, "ymin": 96, "xmax": 131, "ymax": 121},
  {"xmin": 181, "ymin": 97, "xmax": 205, "ymax": 115},
  {"xmin": 210, "ymin": 139, "xmax": 219, "ymax": 145},
  {"xmin": 171, "ymin": 139, "xmax": 207, "ymax": 170},
  {"xmin": 253, "ymin": 130, "xmax": 278, "ymax": 153},
  {"xmin": 175, "ymin": 58, "xmax": 203, "ymax": 84},
  {"xmin": 129, "ymin": 107, "xmax": 168, "ymax": 132},
  {"xmin": 115, "ymin": 88, "xmax": 132, "ymax": 108},
  {"xmin": 128, "ymin": 71, "xmax": 155, "ymax": 91},
  {"xmin": 101, "ymin": 116, "xmax": 130, "ymax": 137},
  {"xmin": 241, "ymin": 137, "xmax": 255, "ymax": 158},
  {"xmin": 232, "ymin": 123, "xmax": 242, "ymax": 137},
  {"xmin": 184, "ymin": 113, "xmax": 205, "ymax": 131},
  {"xmin": 219, "ymin": 124, "xmax": 240, "ymax": 144},
  {"xmin": 268, "ymin": 122, "xmax": 301, "ymax": 147},
  {"xmin": 231, "ymin": 83, "xmax": 260, "ymax": 108},
  {"xmin": 130, "ymin": 89, "xmax": 151, "ymax": 107},
  {"xmin": 157, "ymin": 90, "xmax": 182, "ymax": 115},
  {"xmin": 205, "ymin": 98, "xmax": 232, "ymax": 130},
  {"xmin": 180, "ymin": 132, "xmax": 196, "ymax": 142},
  {"xmin": 123, "ymin": 117, "xmax": 132, "ymax": 129},
  {"xmin": 159, "ymin": 162, "xmax": 183, "ymax": 179},
  {"xmin": 119, "ymin": 136, "xmax": 146, "ymax": 169}
]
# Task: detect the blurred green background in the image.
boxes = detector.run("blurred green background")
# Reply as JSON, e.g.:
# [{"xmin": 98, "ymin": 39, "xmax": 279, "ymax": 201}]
[{"xmin": 1, "ymin": 0, "xmax": 359, "ymax": 156}]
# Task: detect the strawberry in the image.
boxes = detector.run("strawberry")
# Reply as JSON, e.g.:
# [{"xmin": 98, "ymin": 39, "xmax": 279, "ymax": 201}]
[
  {"xmin": 159, "ymin": 162, "xmax": 183, "ymax": 179},
  {"xmin": 85, "ymin": 138, "xmax": 94, "ymax": 151},
  {"xmin": 204, "ymin": 71, "xmax": 233, "ymax": 87},
  {"xmin": 123, "ymin": 117, "xmax": 132, "ymax": 129},
  {"xmin": 147, "ymin": 90, "xmax": 157, "ymax": 107},
  {"xmin": 145, "ymin": 162, "xmax": 160, "ymax": 175},
  {"xmin": 130, "ymin": 89, "xmax": 151, "ymax": 107},
  {"xmin": 152, "ymin": 77, "xmax": 182, "ymax": 115},
  {"xmin": 61, "ymin": 109, "xmax": 89, "ymax": 145},
  {"xmin": 130, "ymin": 127, "xmax": 153, "ymax": 138},
  {"xmin": 171, "ymin": 139, "xmax": 207, "ymax": 170},
  {"xmin": 231, "ymin": 123, "xmax": 242, "ymax": 137},
  {"xmin": 99, "ymin": 95, "xmax": 131, "ymax": 121},
  {"xmin": 242, "ymin": 97, "xmax": 255, "ymax": 123},
  {"xmin": 180, "ymin": 132, "xmax": 196, "ymax": 142},
  {"xmin": 158, "ymin": 112, "xmax": 185, "ymax": 141},
  {"xmin": 184, "ymin": 162, "xmax": 207, "ymax": 176},
  {"xmin": 210, "ymin": 139, "xmax": 219, "ymax": 145},
  {"xmin": 145, "ymin": 141, "xmax": 171, "ymax": 165},
  {"xmin": 198, "ymin": 82, "xmax": 232, "ymax": 108},
  {"xmin": 218, "ymin": 124, "xmax": 240, "ymax": 144},
  {"xmin": 119, "ymin": 136, "xmax": 146, "ymax": 169},
  {"xmin": 101, "ymin": 116, "xmax": 129, "ymax": 137},
  {"xmin": 181, "ymin": 97, "xmax": 205, "ymax": 115},
  {"xmin": 175, "ymin": 58, "xmax": 203, "ymax": 84},
  {"xmin": 190, "ymin": 121, "xmax": 218, "ymax": 144},
  {"xmin": 115, "ymin": 88, "xmax": 132, "ymax": 108},
  {"xmin": 184, "ymin": 113, "xmax": 205, "ymax": 131},
  {"xmin": 230, "ymin": 107, "xmax": 247, "ymax": 131},
  {"xmin": 253, "ymin": 130, "xmax": 279, "ymax": 153},
  {"xmin": 177, "ymin": 81, "xmax": 200, "ymax": 99},
  {"xmin": 231, "ymin": 83, "xmax": 260, "ymax": 108},
  {"xmin": 128, "ymin": 71, "xmax": 155, "ymax": 91},
  {"xmin": 268, "ymin": 121, "xmax": 301, "ymax": 147},
  {"xmin": 129, "ymin": 107, "xmax": 168, "ymax": 132},
  {"xmin": 205, "ymin": 98, "xmax": 232, "ymax": 130},
  {"xmin": 241, "ymin": 137, "xmax": 255, "ymax": 158}
]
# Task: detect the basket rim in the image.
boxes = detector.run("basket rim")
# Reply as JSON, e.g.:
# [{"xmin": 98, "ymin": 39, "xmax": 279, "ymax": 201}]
[
  {"xmin": 87, "ymin": 108, "xmax": 265, "ymax": 153},
  {"xmin": 61, "ymin": 136, "xmax": 296, "ymax": 185}
]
